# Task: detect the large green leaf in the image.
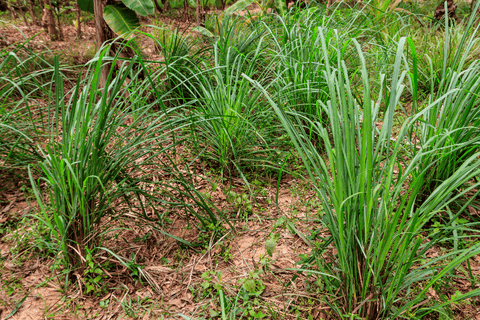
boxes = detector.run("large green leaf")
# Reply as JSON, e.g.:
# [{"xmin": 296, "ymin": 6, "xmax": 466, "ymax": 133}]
[
  {"xmin": 77, "ymin": 0, "xmax": 94, "ymax": 14},
  {"xmin": 224, "ymin": 0, "xmax": 255, "ymax": 15},
  {"xmin": 121, "ymin": 0, "xmax": 154, "ymax": 16},
  {"xmin": 104, "ymin": 5, "xmax": 140, "ymax": 39}
]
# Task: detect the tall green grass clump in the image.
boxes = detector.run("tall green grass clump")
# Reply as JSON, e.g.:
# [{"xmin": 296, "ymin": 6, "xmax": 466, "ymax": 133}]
[
  {"xmin": 0, "ymin": 41, "xmax": 63, "ymax": 169},
  {"xmin": 213, "ymin": 15, "xmax": 266, "ymax": 70},
  {"xmin": 250, "ymin": 33, "xmax": 480, "ymax": 318},
  {"xmin": 30, "ymin": 50, "xmax": 157, "ymax": 269},
  {"xmin": 267, "ymin": 6, "xmax": 374, "ymax": 122},
  {"xmin": 411, "ymin": 3, "xmax": 480, "ymax": 97},
  {"xmin": 409, "ymin": 12, "xmax": 480, "ymax": 206},
  {"xmin": 29, "ymin": 45, "xmax": 226, "ymax": 275},
  {"xmin": 149, "ymin": 26, "xmax": 208, "ymax": 104},
  {"xmin": 186, "ymin": 40, "xmax": 281, "ymax": 180},
  {"xmin": 268, "ymin": 10, "xmax": 331, "ymax": 121}
]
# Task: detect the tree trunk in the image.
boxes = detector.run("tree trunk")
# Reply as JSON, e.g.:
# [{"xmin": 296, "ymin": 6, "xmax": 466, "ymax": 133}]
[
  {"xmin": 434, "ymin": 0, "xmax": 458, "ymax": 22},
  {"xmin": 94, "ymin": 0, "xmax": 111, "ymax": 87},
  {"xmin": 196, "ymin": 0, "xmax": 200, "ymax": 26},
  {"xmin": 7, "ymin": 2, "xmax": 17, "ymax": 20},
  {"xmin": 18, "ymin": 4, "xmax": 29, "ymax": 25},
  {"xmin": 161, "ymin": 0, "xmax": 169, "ymax": 11},
  {"xmin": 94, "ymin": 0, "xmax": 106, "ymax": 52},
  {"xmin": 183, "ymin": 0, "xmax": 188, "ymax": 20},
  {"xmin": 29, "ymin": 0, "xmax": 39, "ymax": 25},
  {"xmin": 55, "ymin": 9, "xmax": 64, "ymax": 40},
  {"xmin": 76, "ymin": 0, "xmax": 81, "ymax": 38},
  {"xmin": 42, "ymin": 0, "xmax": 59, "ymax": 41},
  {"xmin": 153, "ymin": 0, "xmax": 163, "ymax": 13},
  {"xmin": 54, "ymin": 0, "xmax": 64, "ymax": 39}
]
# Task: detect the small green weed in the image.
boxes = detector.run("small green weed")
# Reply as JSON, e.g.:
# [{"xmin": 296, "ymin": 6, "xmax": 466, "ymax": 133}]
[
  {"xmin": 1, "ymin": 273, "xmax": 23, "ymax": 296},
  {"xmin": 121, "ymin": 294, "xmax": 154, "ymax": 318},
  {"xmin": 84, "ymin": 250, "xmax": 109, "ymax": 296},
  {"xmin": 226, "ymin": 191, "xmax": 253, "ymax": 217}
]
